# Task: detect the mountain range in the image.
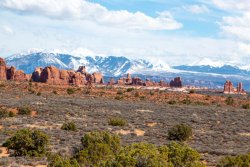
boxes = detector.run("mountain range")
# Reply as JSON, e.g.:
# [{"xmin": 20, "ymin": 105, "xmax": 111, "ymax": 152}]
[{"xmin": 4, "ymin": 51, "xmax": 250, "ymax": 90}]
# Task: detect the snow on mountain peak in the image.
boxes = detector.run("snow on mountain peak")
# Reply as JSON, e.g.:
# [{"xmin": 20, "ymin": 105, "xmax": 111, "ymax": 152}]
[{"xmin": 190, "ymin": 58, "xmax": 224, "ymax": 67}]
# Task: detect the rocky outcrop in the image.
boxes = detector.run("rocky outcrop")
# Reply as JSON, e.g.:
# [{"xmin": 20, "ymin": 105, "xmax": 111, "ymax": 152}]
[
  {"xmin": 31, "ymin": 67, "xmax": 43, "ymax": 82},
  {"xmin": 30, "ymin": 65, "xmax": 103, "ymax": 86},
  {"xmin": 170, "ymin": 77, "xmax": 182, "ymax": 88},
  {"xmin": 0, "ymin": 58, "xmax": 7, "ymax": 80},
  {"xmin": 224, "ymin": 80, "xmax": 246, "ymax": 94},
  {"xmin": 93, "ymin": 72, "xmax": 104, "ymax": 84},
  {"xmin": 2, "ymin": 61, "xmax": 28, "ymax": 81},
  {"xmin": 224, "ymin": 80, "xmax": 234, "ymax": 94}
]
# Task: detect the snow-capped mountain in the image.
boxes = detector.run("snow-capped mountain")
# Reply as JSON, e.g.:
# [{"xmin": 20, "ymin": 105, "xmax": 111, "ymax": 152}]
[{"xmin": 5, "ymin": 52, "xmax": 169, "ymax": 76}]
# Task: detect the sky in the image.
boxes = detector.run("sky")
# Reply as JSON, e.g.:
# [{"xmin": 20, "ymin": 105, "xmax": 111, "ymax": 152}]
[{"xmin": 0, "ymin": 0, "xmax": 250, "ymax": 66}]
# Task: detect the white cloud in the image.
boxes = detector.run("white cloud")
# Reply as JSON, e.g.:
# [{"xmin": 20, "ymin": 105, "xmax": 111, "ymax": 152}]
[
  {"xmin": 0, "ymin": 0, "xmax": 182, "ymax": 30},
  {"xmin": 183, "ymin": 5, "xmax": 210, "ymax": 14},
  {"xmin": 209, "ymin": 0, "xmax": 250, "ymax": 48},
  {"xmin": 211, "ymin": 0, "xmax": 250, "ymax": 11},
  {"xmin": 1, "ymin": 25, "xmax": 13, "ymax": 34}
]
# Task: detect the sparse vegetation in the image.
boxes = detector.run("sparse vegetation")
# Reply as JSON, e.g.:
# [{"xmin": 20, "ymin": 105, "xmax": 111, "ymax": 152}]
[
  {"xmin": 67, "ymin": 88, "xmax": 75, "ymax": 95},
  {"xmin": 134, "ymin": 92, "xmax": 140, "ymax": 97},
  {"xmin": 217, "ymin": 153, "xmax": 250, "ymax": 167},
  {"xmin": 37, "ymin": 91, "xmax": 42, "ymax": 96},
  {"xmin": 117, "ymin": 90, "xmax": 123, "ymax": 95},
  {"xmin": 75, "ymin": 131, "xmax": 121, "ymax": 166},
  {"xmin": 0, "ymin": 108, "xmax": 10, "ymax": 118},
  {"xmin": 18, "ymin": 106, "xmax": 32, "ymax": 115},
  {"xmin": 242, "ymin": 103, "xmax": 250, "ymax": 109},
  {"xmin": 168, "ymin": 124, "xmax": 193, "ymax": 142},
  {"xmin": 53, "ymin": 90, "xmax": 58, "ymax": 95},
  {"xmin": 126, "ymin": 88, "xmax": 134, "ymax": 92},
  {"xmin": 168, "ymin": 100, "xmax": 177, "ymax": 105},
  {"xmin": 48, "ymin": 154, "xmax": 79, "ymax": 167},
  {"xmin": 225, "ymin": 96, "xmax": 234, "ymax": 105},
  {"xmin": 61, "ymin": 122, "xmax": 77, "ymax": 131},
  {"xmin": 189, "ymin": 89, "xmax": 195, "ymax": 94},
  {"xmin": 3, "ymin": 129, "xmax": 49, "ymax": 157},
  {"xmin": 115, "ymin": 96, "xmax": 123, "ymax": 100},
  {"xmin": 108, "ymin": 117, "xmax": 127, "ymax": 126}
]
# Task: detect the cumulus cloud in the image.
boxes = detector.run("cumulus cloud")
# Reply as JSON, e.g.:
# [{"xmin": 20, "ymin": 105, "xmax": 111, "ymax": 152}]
[
  {"xmin": 0, "ymin": 0, "xmax": 182, "ymax": 30},
  {"xmin": 183, "ymin": 5, "xmax": 210, "ymax": 14},
  {"xmin": 211, "ymin": 0, "xmax": 250, "ymax": 11},
  {"xmin": 210, "ymin": 1, "xmax": 250, "ymax": 42}
]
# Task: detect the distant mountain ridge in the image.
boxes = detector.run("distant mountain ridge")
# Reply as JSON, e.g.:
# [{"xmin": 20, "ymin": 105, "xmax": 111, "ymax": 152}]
[
  {"xmin": 4, "ymin": 51, "xmax": 250, "ymax": 90},
  {"xmin": 5, "ymin": 52, "xmax": 167, "ymax": 76}
]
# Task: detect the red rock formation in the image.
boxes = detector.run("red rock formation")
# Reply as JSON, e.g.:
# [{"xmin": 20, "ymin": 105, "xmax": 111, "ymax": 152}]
[
  {"xmin": 77, "ymin": 66, "xmax": 87, "ymax": 74},
  {"xmin": 13, "ymin": 70, "xmax": 27, "ymax": 81},
  {"xmin": 6, "ymin": 66, "xmax": 15, "ymax": 80},
  {"xmin": 92, "ymin": 72, "xmax": 104, "ymax": 84},
  {"xmin": 31, "ymin": 67, "xmax": 43, "ymax": 82},
  {"xmin": 107, "ymin": 78, "xmax": 115, "ymax": 85},
  {"xmin": 223, "ymin": 80, "xmax": 234, "ymax": 94},
  {"xmin": 170, "ymin": 77, "xmax": 182, "ymax": 88},
  {"xmin": 132, "ymin": 77, "xmax": 144, "ymax": 86},
  {"xmin": 224, "ymin": 81, "xmax": 246, "ymax": 94},
  {"xmin": 0, "ymin": 58, "xmax": 7, "ymax": 80},
  {"xmin": 39, "ymin": 66, "xmax": 61, "ymax": 84}
]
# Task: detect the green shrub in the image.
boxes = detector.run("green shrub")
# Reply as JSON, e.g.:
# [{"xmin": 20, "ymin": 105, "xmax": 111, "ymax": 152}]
[
  {"xmin": 135, "ymin": 92, "xmax": 140, "ymax": 97},
  {"xmin": 0, "ymin": 83, "xmax": 5, "ymax": 87},
  {"xmin": 189, "ymin": 89, "xmax": 195, "ymax": 94},
  {"xmin": 150, "ymin": 91, "xmax": 155, "ymax": 96},
  {"xmin": 8, "ymin": 111, "xmax": 15, "ymax": 117},
  {"xmin": 168, "ymin": 142, "xmax": 205, "ymax": 167},
  {"xmin": 106, "ymin": 143, "xmax": 171, "ymax": 167},
  {"xmin": 117, "ymin": 90, "xmax": 124, "ymax": 95},
  {"xmin": 61, "ymin": 122, "xmax": 76, "ymax": 131},
  {"xmin": 67, "ymin": 88, "xmax": 75, "ymax": 95},
  {"xmin": 225, "ymin": 96, "xmax": 234, "ymax": 105},
  {"xmin": 2, "ymin": 129, "xmax": 49, "ymax": 156},
  {"xmin": 108, "ymin": 117, "xmax": 127, "ymax": 126},
  {"xmin": 0, "ymin": 108, "xmax": 16, "ymax": 118},
  {"xmin": 115, "ymin": 96, "xmax": 123, "ymax": 100},
  {"xmin": 18, "ymin": 106, "xmax": 32, "ymax": 115},
  {"xmin": 168, "ymin": 100, "xmax": 177, "ymax": 105},
  {"xmin": 127, "ymin": 88, "xmax": 134, "ymax": 92},
  {"xmin": 217, "ymin": 153, "xmax": 250, "ymax": 167},
  {"xmin": 28, "ymin": 87, "xmax": 36, "ymax": 94},
  {"xmin": 0, "ymin": 108, "xmax": 9, "ymax": 118},
  {"xmin": 37, "ymin": 92, "xmax": 42, "ymax": 96},
  {"xmin": 53, "ymin": 90, "xmax": 58, "ymax": 95},
  {"xmin": 48, "ymin": 154, "xmax": 79, "ymax": 167},
  {"xmin": 182, "ymin": 98, "xmax": 191, "ymax": 105},
  {"xmin": 242, "ymin": 103, "xmax": 250, "ymax": 109},
  {"xmin": 168, "ymin": 124, "xmax": 193, "ymax": 142},
  {"xmin": 75, "ymin": 131, "xmax": 121, "ymax": 166}
]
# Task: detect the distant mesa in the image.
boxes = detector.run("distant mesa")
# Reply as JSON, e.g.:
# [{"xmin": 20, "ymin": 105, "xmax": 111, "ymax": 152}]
[{"xmin": 223, "ymin": 80, "xmax": 246, "ymax": 95}]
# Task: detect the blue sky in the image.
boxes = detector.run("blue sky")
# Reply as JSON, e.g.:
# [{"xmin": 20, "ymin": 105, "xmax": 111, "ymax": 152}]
[{"xmin": 0, "ymin": 0, "xmax": 250, "ymax": 67}]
